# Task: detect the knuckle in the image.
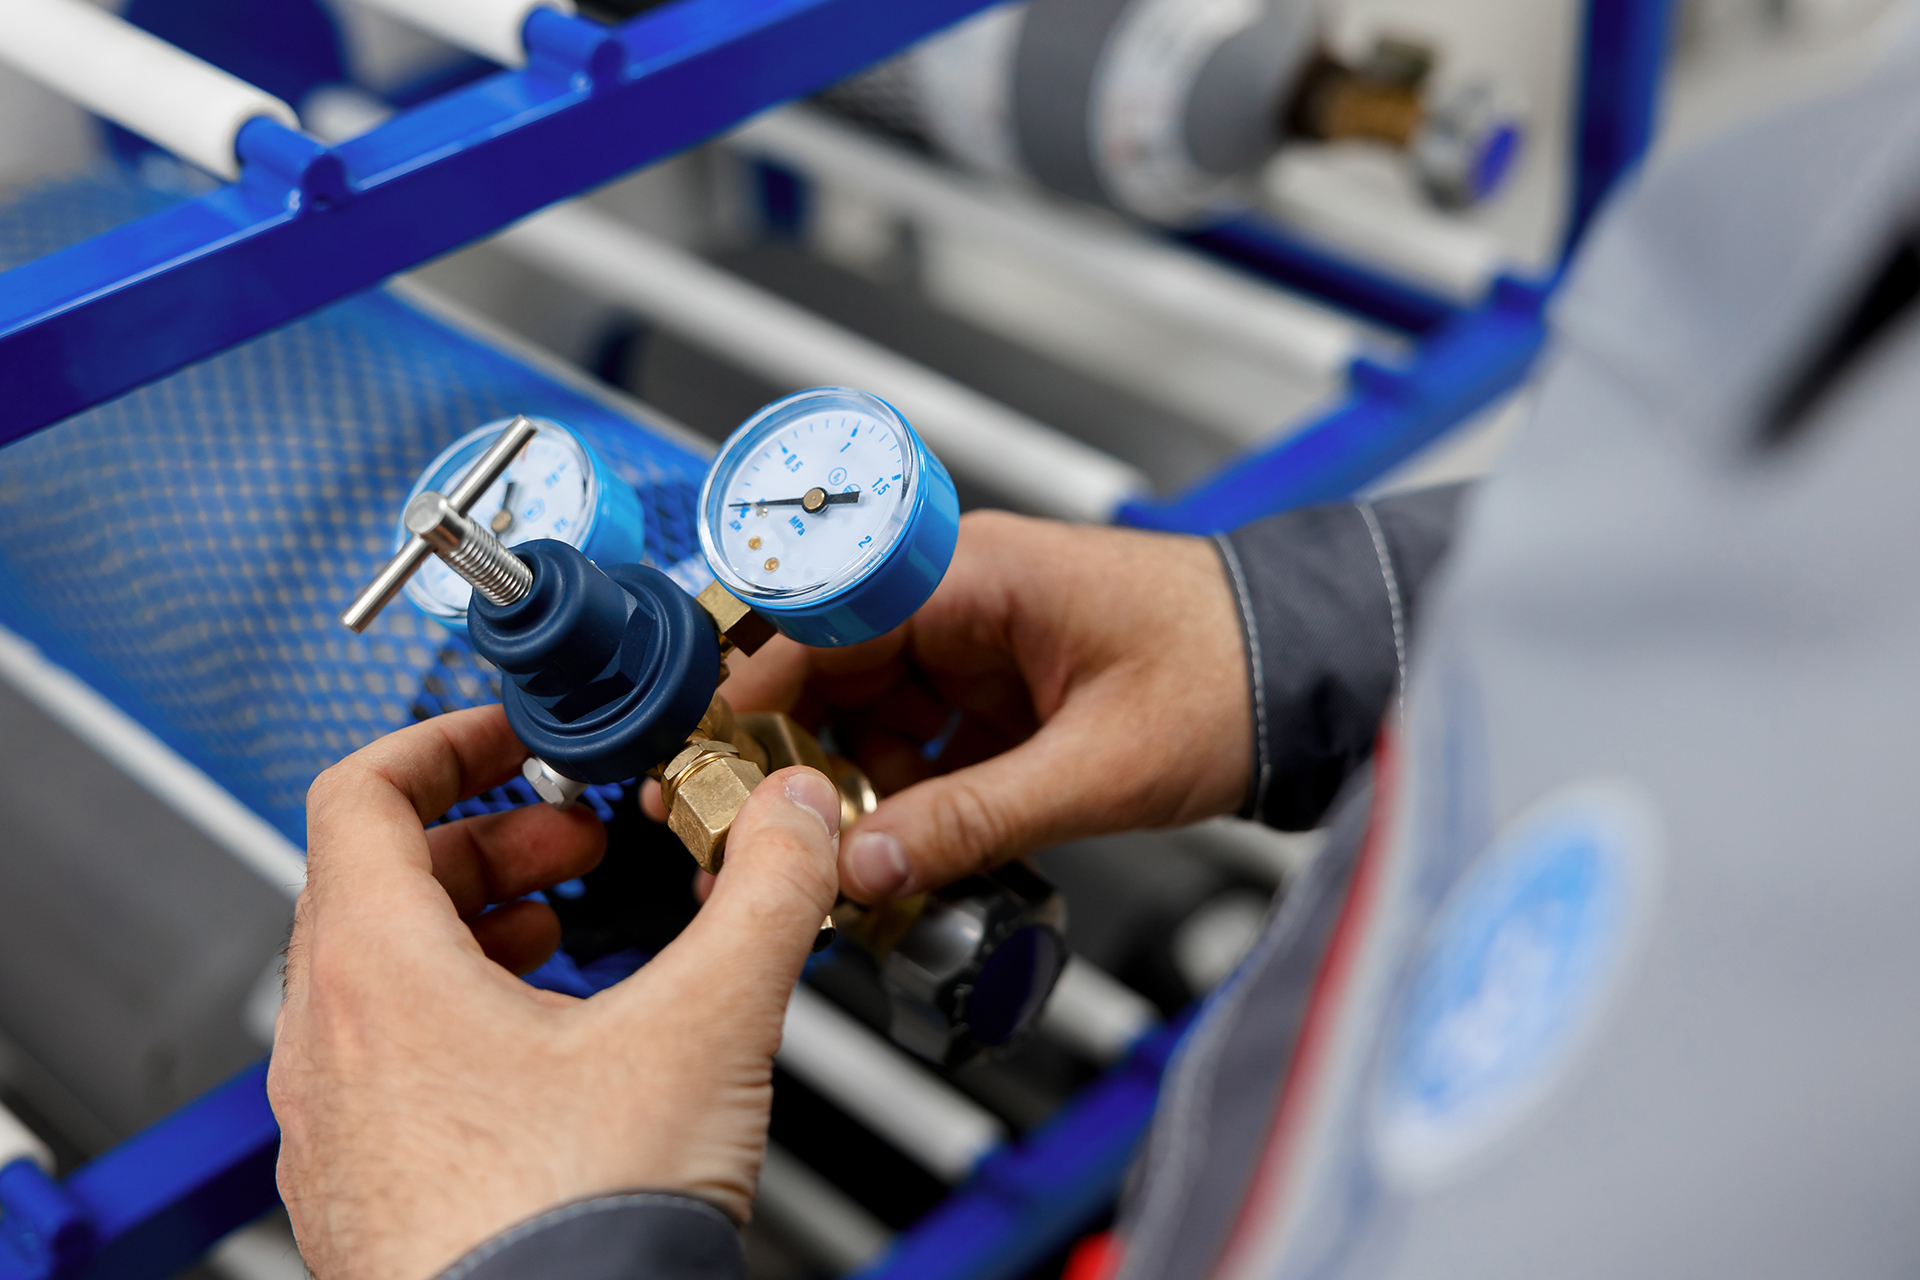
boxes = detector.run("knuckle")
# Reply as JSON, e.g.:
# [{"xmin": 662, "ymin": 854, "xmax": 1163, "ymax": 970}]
[
  {"xmin": 264, "ymin": 1055, "xmax": 298, "ymax": 1111},
  {"xmin": 924, "ymin": 781, "xmax": 1006, "ymax": 876},
  {"xmin": 300, "ymin": 934, "xmax": 368, "ymax": 1009},
  {"xmin": 960, "ymin": 508, "xmax": 1023, "ymax": 546},
  {"xmin": 304, "ymin": 762, "xmax": 347, "ymax": 808}
]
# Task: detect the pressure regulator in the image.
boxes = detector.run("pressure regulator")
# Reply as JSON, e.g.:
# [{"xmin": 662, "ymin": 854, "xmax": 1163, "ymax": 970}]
[{"xmin": 343, "ymin": 392, "xmax": 1062, "ymax": 1065}]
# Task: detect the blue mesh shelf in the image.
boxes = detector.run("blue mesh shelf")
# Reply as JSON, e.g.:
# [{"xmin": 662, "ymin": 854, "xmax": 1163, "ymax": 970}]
[{"xmin": 0, "ymin": 174, "xmax": 706, "ymax": 844}]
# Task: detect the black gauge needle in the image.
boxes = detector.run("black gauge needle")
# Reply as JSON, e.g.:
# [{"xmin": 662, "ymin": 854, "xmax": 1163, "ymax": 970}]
[
  {"xmin": 490, "ymin": 480, "xmax": 518, "ymax": 535},
  {"xmin": 732, "ymin": 487, "xmax": 860, "ymax": 515}
]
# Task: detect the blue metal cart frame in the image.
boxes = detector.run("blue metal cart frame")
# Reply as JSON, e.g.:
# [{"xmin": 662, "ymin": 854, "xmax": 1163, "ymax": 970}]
[{"xmin": 0, "ymin": 0, "xmax": 1669, "ymax": 1276}]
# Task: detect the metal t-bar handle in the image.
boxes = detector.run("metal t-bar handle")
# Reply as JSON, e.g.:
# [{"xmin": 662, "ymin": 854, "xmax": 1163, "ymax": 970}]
[{"xmin": 340, "ymin": 415, "xmax": 541, "ymax": 633}]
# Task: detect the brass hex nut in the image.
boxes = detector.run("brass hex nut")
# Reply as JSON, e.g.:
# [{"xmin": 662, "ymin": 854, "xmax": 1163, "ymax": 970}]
[
  {"xmin": 666, "ymin": 750, "xmax": 764, "ymax": 874},
  {"xmin": 698, "ymin": 695, "xmax": 770, "ymax": 771},
  {"xmin": 696, "ymin": 581, "xmax": 777, "ymax": 657}
]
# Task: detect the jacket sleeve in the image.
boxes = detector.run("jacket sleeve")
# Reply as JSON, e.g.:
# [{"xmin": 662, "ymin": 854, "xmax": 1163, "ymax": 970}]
[
  {"xmin": 435, "ymin": 1193, "xmax": 745, "ymax": 1280},
  {"xmin": 1215, "ymin": 484, "xmax": 1466, "ymax": 831}
]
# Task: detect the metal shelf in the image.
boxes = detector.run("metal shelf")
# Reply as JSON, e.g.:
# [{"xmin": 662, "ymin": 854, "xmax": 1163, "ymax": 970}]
[{"xmin": 0, "ymin": 0, "xmax": 1672, "ymax": 1276}]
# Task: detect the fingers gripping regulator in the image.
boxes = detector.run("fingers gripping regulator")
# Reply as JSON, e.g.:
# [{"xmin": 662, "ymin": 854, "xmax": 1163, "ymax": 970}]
[{"xmin": 343, "ymin": 393, "xmax": 1067, "ymax": 1066}]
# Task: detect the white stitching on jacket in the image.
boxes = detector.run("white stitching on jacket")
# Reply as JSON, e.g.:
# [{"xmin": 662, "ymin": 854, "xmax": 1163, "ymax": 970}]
[
  {"xmin": 1213, "ymin": 533, "xmax": 1271, "ymax": 822},
  {"xmin": 1355, "ymin": 503, "xmax": 1406, "ymax": 722}
]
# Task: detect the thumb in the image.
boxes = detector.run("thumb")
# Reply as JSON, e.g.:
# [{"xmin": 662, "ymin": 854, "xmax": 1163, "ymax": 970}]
[
  {"xmin": 655, "ymin": 766, "xmax": 842, "ymax": 999},
  {"xmin": 839, "ymin": 705, "xmax": 1138, "ymax": 902}
]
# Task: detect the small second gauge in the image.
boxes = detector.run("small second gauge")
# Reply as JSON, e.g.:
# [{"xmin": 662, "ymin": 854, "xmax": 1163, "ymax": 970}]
[{"xmin": 399, "ymin": 417, "xmax": 645, "ymax": 633}]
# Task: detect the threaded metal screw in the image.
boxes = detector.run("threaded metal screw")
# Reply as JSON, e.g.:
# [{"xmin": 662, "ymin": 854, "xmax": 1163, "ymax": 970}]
[{"xmin": 404, "ymin": 492, "xmax": 533, "ymax": 607}]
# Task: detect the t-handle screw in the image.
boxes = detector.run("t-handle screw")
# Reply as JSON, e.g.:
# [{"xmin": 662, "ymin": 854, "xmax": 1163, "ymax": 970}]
[{"xmin": 341, "ymin": 416, "xmax": 541, "ymax": 633}]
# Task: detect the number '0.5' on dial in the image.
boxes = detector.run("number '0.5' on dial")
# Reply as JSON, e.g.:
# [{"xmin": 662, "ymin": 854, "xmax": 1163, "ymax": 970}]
[{"xmin": 698, "ymin": 388, "xmax": 960, "ymax": 648}]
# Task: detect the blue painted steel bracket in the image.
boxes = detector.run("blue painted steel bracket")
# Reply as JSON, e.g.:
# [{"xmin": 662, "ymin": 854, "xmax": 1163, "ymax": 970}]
[
  {"xmin": 0, "ymin": 0, "xmax": 1001, "ymax": 448},
  {"xmin": 0, "ymin": 1063, "xmax": 278, "ymax": 1280},
  {"xmin": 1119, "ymin": 276, "xmax": 1549, "ymax": 533},
  {"xmin": 1567, "ymin": 0, "xmax": 1671, "ymax": 257},
  {"xmin": 1178, "ymin": 213, "xmax": 1467, "ymax": 337}
]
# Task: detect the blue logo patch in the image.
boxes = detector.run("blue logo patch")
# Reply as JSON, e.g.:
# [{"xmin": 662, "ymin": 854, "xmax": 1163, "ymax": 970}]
[{"xmin": 1371, "ymin": 782, "xmax": 1660, "ymax": 1187}]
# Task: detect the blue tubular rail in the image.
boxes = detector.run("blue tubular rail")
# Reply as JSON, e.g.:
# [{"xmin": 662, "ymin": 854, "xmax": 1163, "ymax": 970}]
[
  {"xmin": 1118, "ymin": 277, "xmax": 1548, "ymax": 533},
  {"xmin": 855, "ymin": 1017, "xmax": 1192, "ymax": 1280},
  {"xmin": 0, "ymin": 0, "xmax": 1002, "ymax": 449},
  {"xmin": 1123, "ymin": 0, "xmax": 1672, "ymax": 531},
  {"xmin": 1176, "ymin": 215, "xmax": 1467, "ymax": 337}
]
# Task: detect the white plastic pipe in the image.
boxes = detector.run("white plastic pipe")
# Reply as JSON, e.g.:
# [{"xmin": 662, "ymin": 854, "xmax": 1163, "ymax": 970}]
[
  {"xmin": 0, "ymin": 1099, "xmax": 52, "ymax": 1175},
  {"xmin": 0, "ymin": 0, "xmax": 296, "ymax": 180},
  {"xmin": 350, "ymin": 0, "xmax": 576, "ymax": 67},
  {"xmin": 0, "ymin": 624, "xmax": 307, "ymax": 898},
  {"xmin": 779, "ymin": 984, "xmax": 1006, "ymax": 1183},
  {"xmin": 1040, "ymin": 956, "xmax": 1160, "ymax": 1065},
  {"xmin": 496, "ymin": 201, "xmax": 1147, "ymax": 521},
  {"xmin": 728, "ymin": 107, "xmax": 1368, "ymax": 381},
  {"xmin": 1263, "ymin": 156, "xmax": 1507, "ymax": 300}
]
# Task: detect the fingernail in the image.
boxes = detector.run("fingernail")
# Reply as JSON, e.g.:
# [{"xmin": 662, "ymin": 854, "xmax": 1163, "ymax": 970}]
[
  {"xmin": 845, "ymin": 830, "xmax": 910, "ymax": 899},
  {"xmin": 784, "ymin": 771, "xmax": 841, "ymax": 838}
]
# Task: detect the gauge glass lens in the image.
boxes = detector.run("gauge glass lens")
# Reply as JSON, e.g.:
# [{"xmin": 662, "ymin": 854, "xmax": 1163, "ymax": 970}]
[
  {"xmin": 402, "ymin": 421, "xmax": 598, "ymax": 619},
  {"xmin": 703, "ymin": 392, "xmax": 918, "ymax": 605}
]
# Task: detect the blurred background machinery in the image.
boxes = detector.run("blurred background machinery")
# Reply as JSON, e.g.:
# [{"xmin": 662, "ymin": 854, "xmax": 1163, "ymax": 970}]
[{"xmin": 0, "ymin": 0, "xmax": 1909, "ymax": 1275}]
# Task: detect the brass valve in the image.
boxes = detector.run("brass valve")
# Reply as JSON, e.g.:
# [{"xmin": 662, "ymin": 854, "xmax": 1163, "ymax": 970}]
[{"xmin": 650, "ymin": 581, "xmax": 1065, "ymax": 1063}]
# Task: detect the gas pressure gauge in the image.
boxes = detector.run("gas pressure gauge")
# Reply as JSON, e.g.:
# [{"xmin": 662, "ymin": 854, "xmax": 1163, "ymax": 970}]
[
  {"xmin": 398, "ymin": 417, "xmax": 645, "ymax": 633},
  {"xmin": 698, "ymin": 388, "xmax": 960, "ymax": 648}
]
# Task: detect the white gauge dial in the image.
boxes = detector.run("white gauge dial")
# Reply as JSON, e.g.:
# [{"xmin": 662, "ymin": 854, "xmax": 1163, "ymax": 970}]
[
  {"xmin": 709, "ymin": 402, "xmax": 916, "ymax": 603},
  {"xmin": 407, "ymin": 426, "xmax": 598, "ymax": 617}
]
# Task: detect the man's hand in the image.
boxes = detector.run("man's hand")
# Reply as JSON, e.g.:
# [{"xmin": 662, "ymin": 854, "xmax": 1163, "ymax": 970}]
[
  {"xmin": 270, "ymin": 705, "xmax": 841, "ymax": 1280},
  {"xmin": 707, "ymin": 510, "xmax": 1252, "ymax": 902}
]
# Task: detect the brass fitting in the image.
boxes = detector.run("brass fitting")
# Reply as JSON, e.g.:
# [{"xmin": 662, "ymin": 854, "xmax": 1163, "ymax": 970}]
[
  {"xmin": 739, "ymin": 710, "xmax": 831, "ymax": 773},
  {"xmin": 740, "ymin": 710, "xmax": 879, "ymax": 832},
  {"xmin": 826, "ymin": 756, "xmax": 879, "ymax": 835},
  {"xmin": 696, "ymin": 580, "xmax": 777, "ymax": 659},
  {"xmin": 1288, "ymin": 41, "xmax": 1434, "ymax": 149},
  {"xmin": 831, "ymin": 894, "xmax": 928, "ymax": 962},
  {"xmin": 657, "ymin": 701, "xmax": 884, "ymax": 960},
  {"xmin": 659, "ymin": 738, "xmax": 764, "ymax": 874},
  {"xmin": 696, "ymin": 692, "xmax": 770, "ymax": 772}
]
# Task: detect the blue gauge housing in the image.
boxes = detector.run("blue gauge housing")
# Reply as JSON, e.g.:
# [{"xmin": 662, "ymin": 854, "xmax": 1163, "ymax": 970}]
[
  {"xmin": 698, "ymin": 389, "xmax": 960, "ymax": 648},
  {"xmin": 397, "ymin": 417, "xmax": 645, "ymax": 635}
]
